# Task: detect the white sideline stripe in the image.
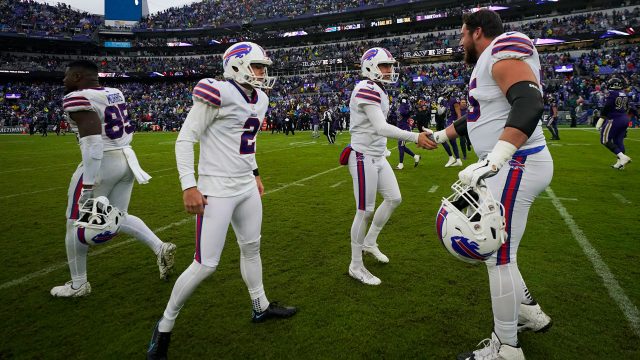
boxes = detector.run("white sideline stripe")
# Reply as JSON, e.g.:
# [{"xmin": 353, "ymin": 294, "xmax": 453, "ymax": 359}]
[
  {"xmin": 428, "ymin": 185, "xmax": 439, "ymax": 193},
  {"xmin": 0, "ymin": 218, "xmax": 194, "ymax": 291},
  {"xmin": 261, "ymin": 142, "xmax": 317, "ymax": 154},
  {"xmin": 626, "ymin": 138, "xmax": 640, "ymax": 142},
  {"xmin": 289, "ymin": 141, "xmax": 316, "ymax": 145},
  {"xmin": 0, "ymin": 186, "xmax": 65, "ymax": 199},
  {"xmin": 546, "ymin": 187, "xmax": 640, "ymax": 338},
  {"xmin": 0, "ymin": 166, "xmax": 343, "ymax": 290},
  {"xmin": 612, "ymin": 193, "xmax": 631, "ymax": 204},
  {"xmin": 330, "ymin": 180, "xmax": 346, "ymax": 188}
]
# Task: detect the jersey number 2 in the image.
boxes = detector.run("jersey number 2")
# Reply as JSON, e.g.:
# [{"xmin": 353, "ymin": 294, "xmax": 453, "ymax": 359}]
[
  {"xmin": 240, "ymin": 117, "xmax": 260, "ymax": 154},
  {"xmin": 104, "ymin": 104, "xmax": 134, "ymax": 140}
]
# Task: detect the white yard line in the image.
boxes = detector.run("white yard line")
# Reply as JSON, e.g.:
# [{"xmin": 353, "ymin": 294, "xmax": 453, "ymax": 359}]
[
  {"xmin": 0, "ymin": 186, "xmax": 66, "ymax": 199},
  {"xmin": 612, "ymin": 193, "xmax": 632, "ymax": 204},
  {"xmin": 538, "ymin": 196, "xmax": 578, "ymax": 201},
  {"xmin": 330, "ymin": 180, "xmax": 347, "ymax": 188},
  {"xmin": 428, "ymin": 185, "xmax": 439, "ymax": 193},
  {"xmin": 546, "ymin": 187, "xmax": 640, "ymax": 338},
  {"xmin": 1, "ymin": 165, "xmax": 344, "ymax": 290},
  {"xmin": 0, "ymin": 162, "xmax": 78, "ymax": 174}
]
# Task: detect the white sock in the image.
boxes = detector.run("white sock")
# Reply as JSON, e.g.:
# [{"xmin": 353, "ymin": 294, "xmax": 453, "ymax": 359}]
[
  {"xmin": 350, "ymin": 210, "xmax": 373, "ymax": 267},
  {"xmin": 363, "ymin": 198, "xmax": 401, "ymax": 248},
  {"xmin": 120, "ymin": 214, "xmax": 163, "ymax": 254},
  {"xmin": 65, "ymin": 219, "xmax": 89, "ymax": 288},
  {"xmin": 487, "ymin": 262, "xmax": 521, "ymax": 347},
  {"xmin": 239, "ymin": 238, "xmax": 269, "ymax": 313},
  {"xmin": 159, "ymin": 261, "xmax": 216, "ymax": 332}
]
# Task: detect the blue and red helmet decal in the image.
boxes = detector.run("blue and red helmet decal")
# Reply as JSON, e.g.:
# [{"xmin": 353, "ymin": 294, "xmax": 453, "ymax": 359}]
[
  {"xmin": 224, "ymin": 43, "xmax": 253, "ymax": 66},
  {"xmin": 361, "ymin": 48, "xmax": 378, "ymax": 62}
]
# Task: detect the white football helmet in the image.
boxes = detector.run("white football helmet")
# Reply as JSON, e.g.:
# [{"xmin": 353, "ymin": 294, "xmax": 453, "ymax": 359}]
[
  {"xmin": 222, "ymin": 42, "xmax": 276, "ymax": 89},
  {"xmin": 436, "ymin": 180, "xmax": 506, "ymax": 264},
  {"xmin": 74, "ymin": 196, "xmax": 123, "ymax": 246},
  {"xmin": 361, "ymin": 47, "xmax": 399, "ymax": 84}
]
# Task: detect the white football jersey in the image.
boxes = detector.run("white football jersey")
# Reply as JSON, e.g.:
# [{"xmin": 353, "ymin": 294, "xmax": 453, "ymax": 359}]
[
  {"xmin": 63, "ymin": 87, "xmax": 134, "ymax": 150},
  {"xmin": 349, "ymin": 80, "xmax": 390, "ymax": 156},
  {"xmin": 192, "ymin": 78, "xmax": 267, "ymax": 177},
  {"xmin": 467, "ymin": 31, "xmax": 546, "ymax": 159}
]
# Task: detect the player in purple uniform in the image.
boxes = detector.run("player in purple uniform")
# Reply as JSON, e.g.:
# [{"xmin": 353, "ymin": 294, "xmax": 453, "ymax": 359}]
[
  {"xmin": 459, "ymin": 98, "xmax": 472, "ymax": 158},
  {"xmin": 395, "ymin": 97, "xmax": 421, "ymax": 169},
  {"xmin": 445, "ymin": 91, "xmax": 464, "ymax": 163},
  {"xmin": 546, "ymin": 97, "xmax": 560, "ymax": 140},
  {"xmin": 596, "ymin": 77, "xmax": 632, "ymax": 169},
  {"xmin": 435, "ymin": 94, "xmax": 463, "ymax": 167}
]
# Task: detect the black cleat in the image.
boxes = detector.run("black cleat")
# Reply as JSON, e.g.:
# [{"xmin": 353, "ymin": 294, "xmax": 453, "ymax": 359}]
[
  {"xmin": 251, "ymin": 302, "xmax": 297, "ymax": 323},
  {"xmin": 147, "ymin": 321, "xmax": 171, "ymax": 360}
]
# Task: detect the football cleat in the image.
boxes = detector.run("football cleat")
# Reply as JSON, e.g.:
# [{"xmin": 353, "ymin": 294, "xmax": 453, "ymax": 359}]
[
  {"xmin": 452, "ymin": 158, "xmax": 463, "ymax": 167},
  {"xmin": 457, "ymin": 332, "xmax": 525, "ymax": 360},
  {"xmin": 348, "ymin": 265, "xmax": 381, "ymax": 285},
  {"xmin": 518, "ymin": 302, "xmax": 552, "ymax": 333},
  {"xmin": 395, "ymin": 163, "xmax": 404, "ymax": 170},
  {"xmin": 445, "ymin": 157, "xmax": 457, "ymax": 167},
  {"xmin": 414, "ymin": 154, "xmax": 421, "ymax": 167},
  {"xmin": 617, "ymin": 153, "xmax": 632, "ymax": 169},
  {"xmin": 363, "ymin": 245, "xmax": 389, "ymax": 263},
  {"xmin": 252, "ymin": 302, "xmax": 297, "ymax": 323},
  {"xmin": 147, "ymin": 321, "xmax": 171, "ymax": 360},
  {"xmin": 50, "ymin": 280, "xmax": 91, "ymax": 297},
  {"xmin": 157, "ymin": 242, "xmax": 177, "ymax": 280},
  {"xmin": 611, "ymin": 158, "xmax": 622, "ymax": 169}
]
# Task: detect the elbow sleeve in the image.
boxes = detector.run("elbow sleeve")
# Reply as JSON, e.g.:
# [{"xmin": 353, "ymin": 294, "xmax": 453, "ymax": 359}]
[{"xmin": 505, "ymin": 81, "xmax": 544, "ymax": 138}]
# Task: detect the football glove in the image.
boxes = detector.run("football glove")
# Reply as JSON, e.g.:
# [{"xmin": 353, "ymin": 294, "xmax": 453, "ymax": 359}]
[
  {"xmin": 458, "ymin": 140, "xmax": 517, "ymax": 187},
  {"xmin": 78, "ymin": 187, "xmax": 94, "ymax": 208},
  {"xmin": 595, "ymin": 117, "xmax": 605, "ymax": 131}
]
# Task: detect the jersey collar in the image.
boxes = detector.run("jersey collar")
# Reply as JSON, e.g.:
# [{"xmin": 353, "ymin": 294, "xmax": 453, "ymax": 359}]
[{"xmin": 228, "ymin": 80, "xmax": 258, "ymax": 104}]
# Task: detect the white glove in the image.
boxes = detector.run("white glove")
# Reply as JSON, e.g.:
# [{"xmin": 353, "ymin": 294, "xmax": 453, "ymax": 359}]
[
  {"xmin": 595, "ymin": 117, "xmax": 604, "ymax": 131},
  {"xmin": 78, "ymin": 188, "xmax": 94, "ymax": 208},
  {"xmin": 458, "ymin": 140, "xmax": 517, "ymax": 187},
  {"xmin": 383, "ymin": 148, "xmax": 391, "ymax": 157}
]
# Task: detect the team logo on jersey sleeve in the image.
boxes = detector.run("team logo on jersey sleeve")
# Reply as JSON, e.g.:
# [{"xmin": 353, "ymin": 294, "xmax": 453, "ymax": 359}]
[{"xmin": 224, "ymin": 43, "xmax": 253, "ymax": 66}]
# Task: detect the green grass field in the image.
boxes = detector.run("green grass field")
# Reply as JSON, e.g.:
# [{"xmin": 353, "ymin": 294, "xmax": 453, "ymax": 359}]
[{"xmin": 1, "ymin": 128, "xmax": 638, "ymax": 359}]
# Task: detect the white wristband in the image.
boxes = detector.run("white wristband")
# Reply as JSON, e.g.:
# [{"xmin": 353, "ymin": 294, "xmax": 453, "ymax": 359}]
[{"xmin": 486, "ymin": 140, "xmax": 518, "ymax": 171}]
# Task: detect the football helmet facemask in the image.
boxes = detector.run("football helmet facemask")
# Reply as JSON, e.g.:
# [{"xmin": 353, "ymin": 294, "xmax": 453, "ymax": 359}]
[
  {"xmin": 607, "ymin": 77, "xmax": 624, "ymax": 90},
  {"xmin": 222, "ymin": 42, "xmax": 276, "ymax": 89},
  {"xmin": 74, "ymin": 196, "xmax": 122, "ymax": 246},
  {"xmin": 436, "ymin": 180, "xmax": 506, "ymax": 264},
  {"xmin": 361, "ymin": 47, "xmax": 399, "ymax": 84}
]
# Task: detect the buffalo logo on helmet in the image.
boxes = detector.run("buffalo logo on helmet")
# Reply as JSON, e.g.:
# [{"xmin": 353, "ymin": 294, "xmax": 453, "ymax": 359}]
[
  {"xmin": 450, "ymin": 236, "xmax": 494, "ymax": 261},
  {"xmin": 224, "ymin": 43, "xmax": 253, "ymax": 66},
  {"xmin": 362, "ymin": 49, "xmax": 378, "ymax": 61},
  {"xmin": 91, "ymin": 231, "xmax": 118, "ymax": 244}
]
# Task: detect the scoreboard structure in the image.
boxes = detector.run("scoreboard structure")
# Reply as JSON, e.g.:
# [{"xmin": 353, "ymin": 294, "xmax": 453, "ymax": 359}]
[{"xmin": 105, "ymin": 0, "xmax": 149, "ymax": 26}]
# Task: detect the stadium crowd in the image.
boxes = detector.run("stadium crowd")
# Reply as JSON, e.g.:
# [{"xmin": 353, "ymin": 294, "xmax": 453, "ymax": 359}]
[{"xmin": 0, "ymin": 0, "xmax": 101, "ymax": 37}]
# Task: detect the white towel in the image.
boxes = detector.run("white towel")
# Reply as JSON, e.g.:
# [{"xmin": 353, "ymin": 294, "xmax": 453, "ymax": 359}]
[{"xmin": 123, "ymin": 147, "xmax": 152, "ymax": 184}]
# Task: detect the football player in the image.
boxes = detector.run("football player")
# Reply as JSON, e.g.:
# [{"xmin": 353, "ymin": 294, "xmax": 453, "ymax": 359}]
[
  {"xmin": 546, "ymin": 96, "xmax": 560, "ymax": 140},
  {"xmin": 147, "ymin": 42, "xmax": 296, "ymax": 360},
  {"xmin": 445, "ymin": 90, "xmax": 464, "ymax": 164},
  {"xmin": 51, "ymin": 60, "xmax": 177, "ymax": 298},
  {"xmin": 395, "ymin": 97, "xmax": 421, "ymax": 170},
  {"xmin": 345, "ymin": 47, "xmax": 435, "ymax": 285},
  {"xmin": 459, "ymin": 98, "xmax": 472, "ymax": 158},
  {"xmin": 596, "ymin": 77, "xmax": 632, "ymax": 169},
  {"xmin": 430, "ymin": 10, "xmax": 553, "ymax": 359},
  {"xmin": 436, "ymin": 94, "xmax": 462, "ymax": 167}
]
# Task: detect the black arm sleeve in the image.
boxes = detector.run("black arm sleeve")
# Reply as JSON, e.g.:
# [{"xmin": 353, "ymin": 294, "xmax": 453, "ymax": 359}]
[
  {"xmin": 505, "ymin": 81, "xmax": 544, "ymax": 138},
  {"xmin": 453, "ymin": 115, "xmax": 468, "ymax": 137}
]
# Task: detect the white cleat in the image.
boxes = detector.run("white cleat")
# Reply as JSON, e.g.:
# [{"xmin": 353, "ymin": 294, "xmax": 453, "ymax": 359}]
[
  {"xmin": 616, "ymin": 153, "xmax": 632, "ymax": 169},
  {"xmin": 452, "ymin": 158, "xmax": 463, "ymax": 167},
  {"xmin": 51, "ymin": 281, "xmax": 91, "ymax": 298},
  {"xmin": 457, "ymin": 332, "xmax": 525, "ymax": 360},
  {"xmin": 363, "ymin": 245, "xmax": 389, "ymax": 263},
  {"xmin": 414, "ymin": 154, "xmax": 421, "ymax": 167},
  {"xmin": 157, "ymin": 242, "xmax": 177, "ymax": 280},
  {"xmin": 444, "ymin": 157, "xmax": 456, "ymax": 167},
  {"xmin": 348, "ymin": 265, "xmax": 381, "ymax": 285},
  {"xmin": 395, "ymin": 163, "xmax": 404, "ymax": 170},
  {"xmin": 518, "ymin": 302, "xmax": 552, "ymax": 333},
  {"xmin": 611, "ymin": 158, "xmax": 622, "ymax": 169}
]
